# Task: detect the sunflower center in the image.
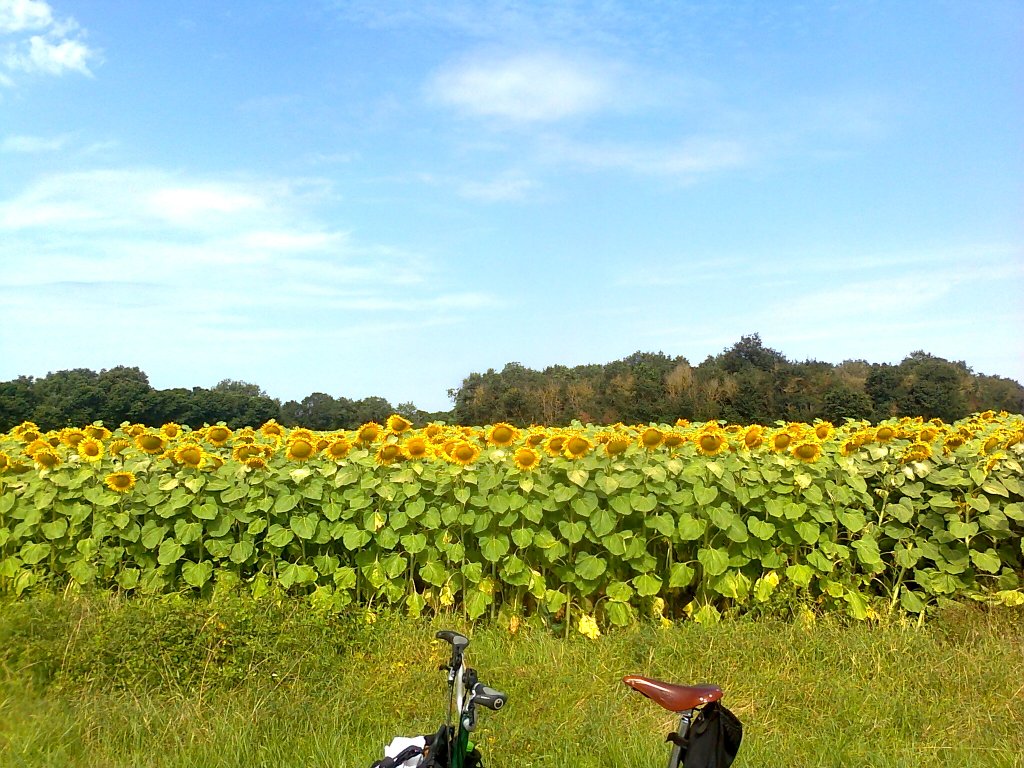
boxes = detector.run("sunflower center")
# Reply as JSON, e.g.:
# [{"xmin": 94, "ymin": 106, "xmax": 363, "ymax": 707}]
[
  {"xmin": 641, "ymin": 429, "xmax": 662, "ymax": 448},
  {"xmin": 566, "ymin": 436, "xmax": 589, "ymax": 455},
  {"xmin": 37, "ymin": 452, "xmax": 59, "ymax": 467},
  {"xmin": 795, "ymin": 444, "xmax": 818, "ymax": 460},
  {"xmin": 699, "ymin": 434, "xmax": 723, "ymax": 452},
  {"xmin": 140, "ymin": 435, "xmax": 164, "ymax": 451},
  {"xmin": 290, "ymin": 440, "xmax": 313, "ymax": 459},
  {"xmin": 180, "ymin": 447, "xmax": 202, "ymax": 466}
]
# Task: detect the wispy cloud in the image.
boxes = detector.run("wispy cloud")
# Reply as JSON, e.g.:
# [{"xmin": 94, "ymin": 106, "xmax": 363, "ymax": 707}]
[
  {"xmin": 542, "ymin": 135, "xmax": 750, "ymax": 179},
  {"xmin": 1, "ymin": 132, "xmax": 68, "ymax": 152},
  {"xmin": 0, "ymin": 166, "xmax": 495, "ymax": 317},
  {"xmin": 427, "ymin": 51, "xmax": 616, "ymax": 123},
  {"xmin": 0, "ymin": 0, "xmax": 98, "ymax": 83}
]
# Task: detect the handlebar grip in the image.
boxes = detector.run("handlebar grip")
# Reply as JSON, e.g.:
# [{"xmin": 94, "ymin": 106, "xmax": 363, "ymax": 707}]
[
  {"xmin": 436, "ymin": 630, "xmax": 470, "ymax": 650},
  {"xmin": 471, "ymin": 683, "xmax": 508, "ymax": 711}
]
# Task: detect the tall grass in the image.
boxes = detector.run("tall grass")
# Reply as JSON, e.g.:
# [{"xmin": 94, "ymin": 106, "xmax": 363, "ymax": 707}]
[{"xmin": 1, "ymin": 593, "xmax": 1022, "ymax": 767}]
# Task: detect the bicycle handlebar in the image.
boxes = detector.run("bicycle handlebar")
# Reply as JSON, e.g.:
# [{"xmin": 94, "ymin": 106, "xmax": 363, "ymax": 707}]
[{"xmin": 471, "ymin": 683, "xmax": 507, "ymax": 711}]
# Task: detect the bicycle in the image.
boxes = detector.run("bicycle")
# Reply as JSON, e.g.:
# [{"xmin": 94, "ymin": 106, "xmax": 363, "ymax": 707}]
[
  {"xmin": 370, "ymin": 631, "xmax": 741, "ymax": 768},
  {"xmin": 370, "ymin": 630, "xmax": 507, "ymax": 768}
]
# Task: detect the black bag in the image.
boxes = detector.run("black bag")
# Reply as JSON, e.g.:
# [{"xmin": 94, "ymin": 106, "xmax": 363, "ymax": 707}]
[
  {"xmin": 419, "ymin": 725, "xmax": 484, "ymax": 768},
  {"xmin": 680, "ymin": 701, "xmax": 743, "ymax": 768}
]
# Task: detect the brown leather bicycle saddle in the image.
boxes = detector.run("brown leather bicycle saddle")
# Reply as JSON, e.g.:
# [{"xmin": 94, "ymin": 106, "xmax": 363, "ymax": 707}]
[{"xmin": 622, "ymin": 675, "xmax": 723, "ymax": 712}]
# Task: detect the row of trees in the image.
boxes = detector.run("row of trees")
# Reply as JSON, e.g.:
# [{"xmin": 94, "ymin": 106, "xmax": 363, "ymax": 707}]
[
  {"xmin": 1, "ymin": 336, "xmax": 1021, "ymax": 432},
  {"xmin": 0, "ymin": 368, "xmax": 427, "ymax": 433},
  {"xmin": 448, "ymin": 335, "xmax": 1024, "ymax": 426}
]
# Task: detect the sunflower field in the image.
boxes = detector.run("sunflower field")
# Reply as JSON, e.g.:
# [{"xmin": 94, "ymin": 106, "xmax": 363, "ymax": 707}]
[{"xmin": 1, "ymin": 412, "xmax": 1022, "ymax": 627}]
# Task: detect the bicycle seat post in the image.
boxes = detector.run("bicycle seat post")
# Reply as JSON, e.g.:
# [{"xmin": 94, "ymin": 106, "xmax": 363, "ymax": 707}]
[{"xmin": 666, "ymin": 709, "xmax": 693, "ymax": 768}]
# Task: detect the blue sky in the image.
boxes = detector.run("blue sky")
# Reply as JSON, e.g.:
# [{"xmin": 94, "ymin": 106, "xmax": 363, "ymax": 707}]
[{"xmin": 1, "ymin": 0, "xmax": 1022, "ymax": 412}]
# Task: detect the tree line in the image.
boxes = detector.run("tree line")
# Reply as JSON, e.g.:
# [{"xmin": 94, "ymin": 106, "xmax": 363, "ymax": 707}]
[
  {"xmin": 1, "ymin": 335, "xmax": 1021, "ymax": 432},
  {"xmin": 448, "ymin": 335, "xmax": 1024, "ymax": 426}
]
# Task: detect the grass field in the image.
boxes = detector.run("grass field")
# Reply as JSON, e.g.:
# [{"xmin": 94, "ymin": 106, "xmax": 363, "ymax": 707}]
[{"xmin": 1, "ymin": 593, "xmax": 1022, "ymax": 768}]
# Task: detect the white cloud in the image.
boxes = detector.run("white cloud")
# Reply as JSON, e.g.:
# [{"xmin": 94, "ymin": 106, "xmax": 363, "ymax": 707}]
[
  {"xmin": 1, "ymin": 132, "xmax": 67, "ymax": 152},
  {"xmin": 428, "ymin": 51, "xmax": 613, "ymax": 123},
  {"xmin": 5, "ymin": 33, "xmax": 93, "ymax": 75},
  {"xmin": 0, "ymin": 166, "xmax": 496, "ymax": 346},
  {"xmin": 543, "ymin": 135, "xmax": 750, "ymax": 179},
  {"xmin": 0, "ymin": 0, "xmax": 52, "ymax": 32},
  {"xmin": 457, "ymin": 171, "xmax": 536, "ymax": 201},
  {"xmin": 0, "ymin": 0, "xmax": 97, "ymax": 82}
]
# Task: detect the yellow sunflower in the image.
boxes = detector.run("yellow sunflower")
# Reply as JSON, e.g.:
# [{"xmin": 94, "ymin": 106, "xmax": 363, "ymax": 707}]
[
  {"xmin": 743, "ymin": 425, "xmax": 764, "ymax": 449},
  {"xmin": 108, "ymin": 439, "xmax": 132, "ymax": 458},
  {"xmin": 135, "ymin": 432, "xmax": 168, "ymax": 455},
  {"xmin": 918, "ymin": 426, "xmax": 940, "ymax": 443},
  {"xmin": 563, "ymin": 434, "xmax": 592, "ymax": 459},
  {"xmin": 86, "ymin": 425, "xmax": 111, "ymax": 440},
  {"xmin": 525, "ymin": 431, "xmax": 546, "ymax": 447},
  {"xmin": 674, "ymin": 418, "xmax": 691, "ymax": 428},
  {"xmin": 246, "ymin": 456, "xmax": 269, "ymax": 470},
  {"xmin": 174, "ymin": 442, "xmax": 206, "ymax": 468},
  {"xmin": 695, "ymin": 430, "xmax": 729, "ymax": 457},
  {"xmin": 664, "ymin": 432, "xmax": 686, "ymax": 449},
  {"xmin": 875, "ymin": 425, "xmax": 896, "ymax": 442},
  {"xmin": 23, "ymin": 439, "xmax": 50, "ymax": 458},
  {"xmin": 901, "ymin": 442, "xmax": 933, "ymax": 463},
  {"xmin": 60, "ymin": 428, "xmax": 87, "ymax": 447},
  {"xmin": 375, "ymin": 443, "xmax": 404, "ymax": 465},
  {"xmin": 11, "ymin": 421, "xmax": 39, "ymax": 439},
  {"xmin": 792, "ymin": 441, "xmax": 822, "ymax": 463},
  {"xmin": 424, "ymin": 423, "xmax": 444, "ymax": 439},
  {"xmin": 160, "ymin": 422, "xmax": 182, "ymax": 439},
  {"xmin": 403, "ymin": 437, "xmax": 429, "ymax": 460},
  {"xmin": 286, "ymin": 438, "xmax": 316, "ymax": 461},
  {"xmin": 232, "ymin": 443, "xmax": 259, "ymax": 462},
  {"xmin": 0, "ymin": 451, "xmax": 11, "ymax": 472},
  {"xmin": 604, "ymin": 435, "xmax": 631, "ymax": 457},
  {"xmin": 769, "ymin": 431, "xmax": 792, "ymax": 451},
  {"xmin": 260, "ymin": 419, "xmax": 285, "ymax": 439},
  {"xmin": 356, "ymin": 422, "xmax": 382, "ymax": 445},
  {"xmin": 386, "ymin": 414, "xmax": 413, "ymax": 434},
  {"xmin": 78, "ymin": 438, "xmax": 104, "ymax": 462},
  {"xmin": 813, "ymin": 421, "xmax": 834, "ymax": 441},
  {"xmin": 543, "ymin": 434, "xmax": 567, "ymax": 458},
  {"xmin": 839, "ymin": 439, "xmax": 859, "ymax": 456},
  {"xmin": 324, "ymin": 437, "xmax": 353, "ymax": 460},
  {"xmin": 943, "ymin": 434, "xmax": 966, "ymax": 453},
  {"xmin": 33, "ymin": 449, "xmax": 61, "ymax": 470},
  {"xmin": 206, "ymin": 425, "xmax": 232, "ymax": 446},
  {"xmin": 639, "ymin": 427, "xmax": 664, "ymax": 450},
  {"xmin": 513, "ymin": 446, "xmax": 540, "ymax": 471},
  {"xmin": 104, "ymin": 471, "xmax": 136, "ymax": 493},
  {"xmin": 982, "ymin": 435, "xmax": 1003, "ymax": 455},
  {"xmin": 288, "ymin": 428, "xmax": 316, "ymax": 444},
  {"xmin": 124, "ymin": 423, "xmax": 147, "ymax": 438},
  {"xmin": 450, "ymin": 441, "xmax": 481, "ymax": 466},
  {"xmin": 486, "ymin": 422, "xmax": 519, "ymax": 447}
]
